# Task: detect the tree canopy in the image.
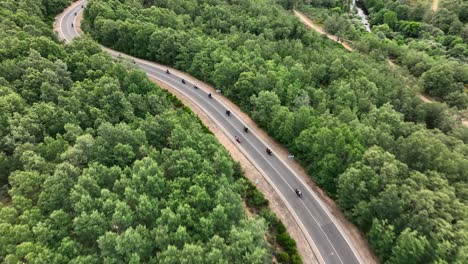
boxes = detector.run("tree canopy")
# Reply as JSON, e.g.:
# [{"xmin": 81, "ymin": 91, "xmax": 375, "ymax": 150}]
[
  {"xmin": 0, "ymin": 0, "xmax": 296, "ymax": 263},
  {"xmin": 83, "ymin": 0, "xmax": 468, "ymax": 263}
]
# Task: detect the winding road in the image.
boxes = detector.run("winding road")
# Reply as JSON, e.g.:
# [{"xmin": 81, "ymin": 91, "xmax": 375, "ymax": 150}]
[{"xmin": 56, "ymin": 1, "xmax": 366, "ymax": 263}]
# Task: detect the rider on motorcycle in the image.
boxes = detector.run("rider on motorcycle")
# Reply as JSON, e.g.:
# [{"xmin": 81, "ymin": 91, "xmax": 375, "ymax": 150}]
[
  {"xmin": 244, "ymin": 126, "xmax": 248, "ymax": 133},
  {"xmin": 295, "ymin": 188, "xmax": 302, "ymax": 197},
  {"xmin": 266, "ymin": 148, "xmax": 272, "ymax": 155},
  {"xmin": 226, "ymin": 110, "xmax": 231, "ymax": 116},
  {"xmin": 208, "ymin": 93, "xmax": 212, "ymax": 98}
]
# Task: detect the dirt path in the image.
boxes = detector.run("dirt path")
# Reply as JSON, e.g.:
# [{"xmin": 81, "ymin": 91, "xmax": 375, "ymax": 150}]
[
  {"xmin": 419, "ymin": 94, "xmax": 433, "ymax": 103},
  {"xmin": 432, "ymin": 0, "xmax": 439, "ymax": 11},
  {"xmin": 294, "ymin": 10, "xmax": 402, "ymax": 69},
  {"xmin": 294, "ymin": 9, "xmax": 468, "ymax": 128},
  {"xmin": 294, "ymin": 10, "xmax": 354, "ymax": 52}
]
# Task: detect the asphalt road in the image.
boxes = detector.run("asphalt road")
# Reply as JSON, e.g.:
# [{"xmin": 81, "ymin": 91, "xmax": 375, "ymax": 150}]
[{"xmin": 57, "ymin": 1, "xmax": 362, "ymax": 263}]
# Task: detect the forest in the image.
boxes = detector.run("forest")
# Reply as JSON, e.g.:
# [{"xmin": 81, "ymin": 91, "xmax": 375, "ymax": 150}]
[
  {"xmin": 299, "ymin": 0, "xmax": 468, "ymax": 108},
  {"xmin": 0, "ymin": 0, "xmax": 302, "ymax": 263},
  {"xmin": 82, "ymin": 0, "xmax": 468, "ymax": 263}
]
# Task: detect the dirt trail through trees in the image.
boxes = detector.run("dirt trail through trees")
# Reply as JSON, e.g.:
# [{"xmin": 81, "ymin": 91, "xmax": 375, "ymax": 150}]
[
  {"xmin": 294, "ymin": 9, "xmax": 468, "ymax": 127},
  {"xmin": 432, "ymin": 0, "xmax": 439, "ymax": 11},
  {"xmin": 294, "ymin": 10, "xmax": 431, "ymax": 101},
  {"xmin": 294, "ymin": 10, "xmax": 354, "ymax": 52},
  {"xmin": 294, "ymin": 10, "xmax": 404, "ymax": 69}
]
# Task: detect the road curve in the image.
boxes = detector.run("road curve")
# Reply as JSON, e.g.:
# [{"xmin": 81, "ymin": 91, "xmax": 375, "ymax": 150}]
[{"xmin": 56, "ymin": 1, "xmax": 365, "ymax": 263}]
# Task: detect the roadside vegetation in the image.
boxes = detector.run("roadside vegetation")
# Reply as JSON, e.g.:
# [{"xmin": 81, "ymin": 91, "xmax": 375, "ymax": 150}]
[
  {"xmin": 0, "ymin": 0, "xmax": 298, "ymax": 263},
  {"xmin": 83, "ymin": 0, "xmax": 467, "ymax": 263},
  {"xmin": 299, "ymin": 0, "xmax": 468, "ymax": 109}
]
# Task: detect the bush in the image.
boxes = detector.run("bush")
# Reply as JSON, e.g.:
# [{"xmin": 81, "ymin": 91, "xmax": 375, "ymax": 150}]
[
  {"xmin": 278, "ymin": 252, "xmax": 290, "ymax": 263},
  {"xmin": 291, "ymin": 253, "xmax": 302, "ymax": 264},
  {"xmin": 277, "ymin": 232, "xmax": 298, "ymax": 253},
  {"xmin": 259, "ymin": 208, "xmax": 279, "ymax": 228}
]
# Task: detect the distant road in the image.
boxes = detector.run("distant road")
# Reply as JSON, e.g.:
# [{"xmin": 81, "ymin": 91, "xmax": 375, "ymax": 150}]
[{"xmin": 56, "ymin": 1, "xmax": 367, "ymax": 263}]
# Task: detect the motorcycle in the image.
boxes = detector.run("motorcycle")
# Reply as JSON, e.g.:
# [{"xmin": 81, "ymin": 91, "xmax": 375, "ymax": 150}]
[
  {"xmin": 295, "ymin": 188, "xmax": 302, "ymax": 198},
  {"xmin": 181, "ymin": 79, "xmax": 186, "ymax": 84},
  {"xmin": 266, "ymin": 148, "xmax": 272, "ymax": 155},
  {"xmin": 244, "ymin": 126, "xmax": 249, "ymax": 133},
  {"xmin": 166, "ymin": 69, "xmax": 170, "ymax": 74},
  {"xmin": 226, "ymin": 110, "xmax": 231, "ymax": 116},
  {"xmin": 235, "ymin": 136, "xmax": 241, "ymax": 143},
  {"xmin": 208, "ymin": 93, "xmax": 212, "ymax": 99},
  {"xmin": 194, "ymin": 85, "xmax": 198, "ymax": 89}
]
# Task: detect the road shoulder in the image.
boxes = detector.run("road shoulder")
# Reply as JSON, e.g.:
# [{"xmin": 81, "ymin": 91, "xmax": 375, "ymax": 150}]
[{"xmin": 151, "ymin": 77, "xmax": 319, "ymax": 264}]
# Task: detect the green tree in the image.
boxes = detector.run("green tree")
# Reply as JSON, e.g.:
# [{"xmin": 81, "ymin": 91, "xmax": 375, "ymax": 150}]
[
  {"xmin": 368, "ymin": 218, "xmax": 395, "ymax": 261},
  {"xmin": 421, "ymin": 63, "xmax": 464, "ymax": 98},
  {"xmin": 383, "ymin": 11, "xmax": 398, "ymax": 29},
  {"xmin": 389, "ymin": 228, "xmax": 429, "ymax": 264},
  {"xmin": 250, "ymin": 91, "xmax": 281, "ymax": 128},
  {"xmin": 73, "ymin": 211, "xmax": 108, "ymax": 245},
  {"xmin": 295, "ymin": 118, "xmax": 364, "ymax": 194}
]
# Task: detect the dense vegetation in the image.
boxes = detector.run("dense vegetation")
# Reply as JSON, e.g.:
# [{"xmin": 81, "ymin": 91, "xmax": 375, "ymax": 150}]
[
  {"xmin": 0, "ymin": 0, "xmax": 303, "ymax": 263},
  {"xmin": 84, "ymin": 0, "xmax": 468, "ymax": 263},
  {"xmin": 363, "ymin": 0, "xmax": 467, "ymax": 58},
  {"xmin": 362, "ymin": 0, "xmax": 467, "ymax": 103},
  {"xmin": 299, "ymin": 0, "xmax": 468, "ymax": 108}
]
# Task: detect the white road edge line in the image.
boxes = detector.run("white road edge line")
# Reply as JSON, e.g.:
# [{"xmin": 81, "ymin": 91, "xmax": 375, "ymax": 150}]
[
  {"xmin": 157, "ymin": 71, "xmax": 344, "ymax": 264},
  {"xmin": 133, "ymin": 62, "xmax": 326, "ymax": 263},
  {"xmin": 138, "ymin": 60, "xmax": 333, "ymax": 264}
]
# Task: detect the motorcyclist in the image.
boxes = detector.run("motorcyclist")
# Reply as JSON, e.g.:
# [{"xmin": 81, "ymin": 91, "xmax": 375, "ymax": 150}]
[
  {"xmin": 234, "ymin": 135, "xmax": 240, "ymax": 143},
  {"xmin": 71, "ymin": 23, "xmax": 74, "ymax": 27},
  {"xmin": 226, "ymin": 110, "xmax": 231, "ymax": 116},
  {"xmin": 244, "ymin": 126, "xmax": 248, "ymax": 133},
  {"xmin": 266, "ymin": 148, "xmax": 272, "ymax": 155},
  {"xmin": 295, "ymin": 188, "xmax": 302, "ymax": 197},
  {"xmin": 181, "ymin": 79, "xmax": 186, "ymax": 84},
  {"xmin": 166, "ymin": 69, "xmax": 170, "ymax": 74},
  {"xmin": 208, "ymin": 93, "xmax": 212, "ymax": 98}
]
